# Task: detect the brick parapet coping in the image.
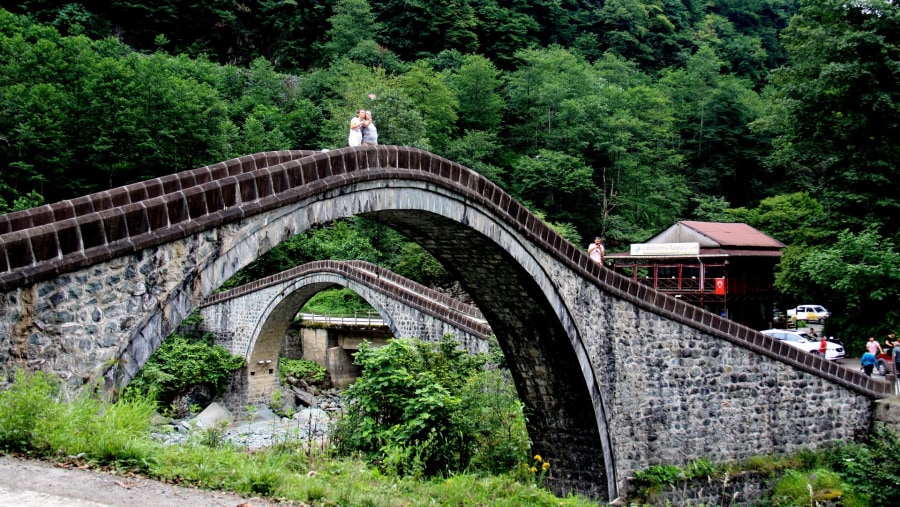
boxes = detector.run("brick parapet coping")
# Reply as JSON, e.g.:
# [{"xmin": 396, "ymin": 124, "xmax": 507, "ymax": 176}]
[
  {"xmin": 200, "ymin": 259, "xmax": 491, "ymax": 340},
  {"xmin": 0, "ymin": 145, "xmax": 890, "ymax": 398}
]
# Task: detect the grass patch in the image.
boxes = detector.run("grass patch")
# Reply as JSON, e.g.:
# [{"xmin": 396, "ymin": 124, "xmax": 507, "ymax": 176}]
[{"xmin": 0, "ymin": 370, "xmax": 597, "ymax": 506}]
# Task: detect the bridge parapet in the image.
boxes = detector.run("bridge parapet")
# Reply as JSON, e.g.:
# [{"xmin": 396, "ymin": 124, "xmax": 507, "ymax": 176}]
[{"xmin": 201, "ymin": 259, "xmax": 488, "ymax": 337}]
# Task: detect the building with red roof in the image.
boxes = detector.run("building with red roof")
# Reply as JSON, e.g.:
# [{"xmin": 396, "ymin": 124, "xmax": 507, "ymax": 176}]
[{"xmin": 605, "ymin": 221, "xmax": 786, "ymax": 330}]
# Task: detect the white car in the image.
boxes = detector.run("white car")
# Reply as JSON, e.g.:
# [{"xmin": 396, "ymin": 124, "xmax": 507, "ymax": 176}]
[
  {"xmin": 761, "ymin": 329, "xmax": 846, "ymax": 360},
  {"xmin": 786, "ymin": 304, "xmax": 831, "ymax": 323}
]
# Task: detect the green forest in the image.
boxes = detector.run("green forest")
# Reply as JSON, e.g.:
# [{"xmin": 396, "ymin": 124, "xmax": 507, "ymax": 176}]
[{"xmin": 2, "ymin": 1, "xmax": 899, "ymax": 351}]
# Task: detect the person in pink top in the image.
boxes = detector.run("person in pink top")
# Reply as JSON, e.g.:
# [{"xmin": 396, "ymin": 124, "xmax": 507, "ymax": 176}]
[{"xmin": 866, "ymin": 336, "xmax": 884, "ymax": 355}]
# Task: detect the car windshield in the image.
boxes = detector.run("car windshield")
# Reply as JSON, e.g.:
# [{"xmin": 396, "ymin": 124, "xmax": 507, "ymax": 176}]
[{"xmin": 789, "ymin": 333, "xmax": 810, "ymax": 342}]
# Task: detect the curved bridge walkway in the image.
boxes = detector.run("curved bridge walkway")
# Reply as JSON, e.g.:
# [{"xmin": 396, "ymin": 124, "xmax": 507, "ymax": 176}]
[
  {"xmin": 0, "ymin": 146, "xmax": 891, "ymax": 502},
  {"xmin": 195, "ymin": 259, "xmax": 492, "ymax": 403}
]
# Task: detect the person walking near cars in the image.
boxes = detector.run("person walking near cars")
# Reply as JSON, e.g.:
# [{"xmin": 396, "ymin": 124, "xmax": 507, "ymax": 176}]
[
  {"xmin": 893, "ymin": 337, "xmax": 900, "ymax": 395},
  {"xmin": 819, "ymin": 335, "xmax": 827, "ymax": 357},
  {"xmin": 861, "ymin": 351, "xmax": 877, "ymax": 376},
  {"xmin": 866, "ymin": 336, "xmax": 884, "ymax": 356}
]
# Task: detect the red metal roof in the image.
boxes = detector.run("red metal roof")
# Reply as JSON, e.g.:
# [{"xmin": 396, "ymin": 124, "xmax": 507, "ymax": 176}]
[
  {"xmin": 606, "ymin": 221, "xmax": 786, "ymax": 259},
  {"xmin": 678, "ymin": 221, "xmax": 786, "ymax": 248}
]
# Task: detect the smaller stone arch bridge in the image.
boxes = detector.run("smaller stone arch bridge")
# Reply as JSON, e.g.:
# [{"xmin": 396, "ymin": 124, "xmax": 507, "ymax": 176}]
[{"xmin": 194, "ymin": 259, "xmax": 493, "ymax": 405}]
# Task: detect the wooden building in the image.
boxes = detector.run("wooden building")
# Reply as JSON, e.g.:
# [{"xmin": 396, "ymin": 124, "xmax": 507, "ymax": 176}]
[{"xmin": 605, "ymin": 221, "xmax": 785, "ymax": 330}]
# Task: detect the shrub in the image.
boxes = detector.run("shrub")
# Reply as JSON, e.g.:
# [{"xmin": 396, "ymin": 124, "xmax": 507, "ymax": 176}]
[
  {"xmin": 0, "ymin": 371, "xmax": 159, "ymax": 467},
  {"xmin": 821, "ymin": 424, "xmax": 900, "ymax": 507},
  {"xmin": 301, "ymin": 288, "xmax": 373, "ymax": 315},
  {"xmin": 632, "ymin": 463, "xmax": 684, "ymax": 492},
  {"xmin": 771, "ymin": 468, "xmax": 865, "ymax": 507},
  {"xmin": 334, "ymin": 337, "xmax": 461, "ymax": 475},
  {"xmin": 331, "ymin": 335, "xmax": 520, "ymax": 477},
  {"xmin": 124, "ymin": 333, "xmax": 244, "ymax": 409},
  {"xmin": 279, "ymin": 357, "xmax": 326, "ymax": 385},
  {"xmin": 457, "ymin": 369, "xmax": 529, "ymax": 474}
]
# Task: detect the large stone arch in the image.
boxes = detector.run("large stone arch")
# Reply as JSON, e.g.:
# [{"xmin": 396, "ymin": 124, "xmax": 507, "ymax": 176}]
[{"xmin": 191, "ymin": 180, "xmax": 616, "ymax": 498}]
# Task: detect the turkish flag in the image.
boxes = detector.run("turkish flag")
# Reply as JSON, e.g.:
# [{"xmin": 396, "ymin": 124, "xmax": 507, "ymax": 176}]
[{"xmin": 714, "ymin": 278, "xmax": 726, "ymax": 295}]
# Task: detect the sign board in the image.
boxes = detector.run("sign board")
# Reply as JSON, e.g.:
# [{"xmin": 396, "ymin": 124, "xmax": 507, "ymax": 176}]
[{"xmin": 629, "ymin": 242, "xmax": 700, "ymax": 256}]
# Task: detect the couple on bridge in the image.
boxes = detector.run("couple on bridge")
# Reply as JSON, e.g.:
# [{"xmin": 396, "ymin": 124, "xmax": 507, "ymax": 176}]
[{"xmin": 349, "ymin": 109, "xmax": 378, "ymax": 147}]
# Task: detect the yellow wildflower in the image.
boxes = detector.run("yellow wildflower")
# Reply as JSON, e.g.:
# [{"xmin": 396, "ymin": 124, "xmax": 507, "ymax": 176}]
[
  {"xmin": 531, "ymin": 467, "xmax": 538, "ymax": 473},
  {"xmin": 542, "ymin": 462, "xmax": 551, "ymax": 471},
  {"xmin": 533, "ymin": 455, "xmax": 542, "ymax": 462}
]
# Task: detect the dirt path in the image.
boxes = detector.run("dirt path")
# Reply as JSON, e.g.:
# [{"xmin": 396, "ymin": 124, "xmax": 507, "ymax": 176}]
[{"xmin": 0, "ymin": 455, "xmax": 287, "ymax": 507}]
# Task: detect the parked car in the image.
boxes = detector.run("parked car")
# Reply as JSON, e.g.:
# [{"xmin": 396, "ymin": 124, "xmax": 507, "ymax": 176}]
[
  {"xmin": 761, "ymin": 329, "xmax": 846, "ymax": 360},
  {"xmin": 876, "ymin": 353, "xmax": 896, "ymax": 376},
  {"xmin": 786, "ymin": 304, "xmax": 831, "ymax": 323}
]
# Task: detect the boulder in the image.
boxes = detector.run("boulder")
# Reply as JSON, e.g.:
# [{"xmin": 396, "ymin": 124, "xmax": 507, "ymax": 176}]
[{"xmin": 191, "ymin": 402, "xmax": 232, "ymax": 429}]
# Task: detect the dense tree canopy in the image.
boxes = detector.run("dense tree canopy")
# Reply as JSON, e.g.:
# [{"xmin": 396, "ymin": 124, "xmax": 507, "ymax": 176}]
[{"xmin": 2, "ymin": 0, "xmax": 899, "ymax": 342}]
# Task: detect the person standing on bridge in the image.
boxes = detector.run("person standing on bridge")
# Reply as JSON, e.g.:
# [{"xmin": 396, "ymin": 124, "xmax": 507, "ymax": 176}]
[
  {"xmin": 349, "ymin": 109, "xmax": 365, "ymax": 147},
  {"xmin": 588, "ymin": 237, "xmax": 604, "ymax": 264},
  {"xmin": 361, "ymin": 110, "xmax": 378, "ymax": 145}
]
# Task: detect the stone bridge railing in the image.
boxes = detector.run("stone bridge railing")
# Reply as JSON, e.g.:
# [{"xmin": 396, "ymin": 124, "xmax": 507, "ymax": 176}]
[
  {"xmin": 0, "ymin": 150, "xmax": 320, "ymax": 290},
  {"xmin": 201, "ymin": 259, "xmax": 489, "ymax": 336}
]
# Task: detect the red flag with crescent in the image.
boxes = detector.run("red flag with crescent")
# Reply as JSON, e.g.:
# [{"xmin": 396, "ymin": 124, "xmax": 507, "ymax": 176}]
[{"xmin": 714, "ymin": 278, "xmax": 726, "ymax": 295}]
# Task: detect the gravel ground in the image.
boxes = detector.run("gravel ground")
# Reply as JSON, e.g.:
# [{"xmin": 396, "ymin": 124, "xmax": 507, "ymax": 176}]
[
  {"xmin": 0, "ymin": 455, "xmax": 288, "ymax": 507},
  {"xmin": 154, "ymin": 406, "xmax": 334, "ymax": 451}
]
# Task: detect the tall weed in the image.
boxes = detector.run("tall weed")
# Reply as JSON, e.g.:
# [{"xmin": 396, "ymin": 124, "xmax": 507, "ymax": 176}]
[{"xmin": 0, "ymin": 370, "xmax": 65, "ymax": 453}]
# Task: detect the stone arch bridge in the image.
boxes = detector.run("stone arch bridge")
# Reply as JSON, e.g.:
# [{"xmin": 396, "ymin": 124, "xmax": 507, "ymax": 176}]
[
  {"xmin": 0, "ymin": 146, "xmax": 891, "ymax": 502},
  {"xmin": 194, "ymin": 259, "xmax": 492, "ymax": 399}
]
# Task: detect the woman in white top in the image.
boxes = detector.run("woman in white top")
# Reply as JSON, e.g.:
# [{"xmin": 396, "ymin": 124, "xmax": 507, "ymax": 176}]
[
  {"xmin": 588, "ymin": 237, "xmax": 604, "ymax": 263},
  {"xmin": 348, "ymin": 109, "xmax": 365, "ymax": 146}
]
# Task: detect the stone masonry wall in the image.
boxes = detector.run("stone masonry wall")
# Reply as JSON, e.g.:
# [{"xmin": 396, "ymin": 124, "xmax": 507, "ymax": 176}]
[{"xmin": 0, "ymin": 234, "xmax": 218, "ymax": 390}]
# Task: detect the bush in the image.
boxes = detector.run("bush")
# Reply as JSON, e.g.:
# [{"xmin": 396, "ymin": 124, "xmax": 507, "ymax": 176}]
[
  {"xmin": 0, "ymin": 370, "xmax": 64, "ymax": 453},
  {"xmin": 771, "ymin": 468, "xmax": 865, "ymax": 507},
  {"xmin": 279, "ymin": 358, "xmax": 327, "ymax": 385},
  {"xmin": 821, "ymin": 424, "xmax": 900, "ymax": 507},
  {"xmin": 301, "ymin": 288, "xmax": 373, "ymax": 315},
  {"xmin": 331, "ymin": 335, "xmax": 525, "ymax": 477},
  {"xmin": 124, "ymin": 333, "xmax": 244, "ymax": 411},
  {"xmin": 457, "ymin": 369, "xmax": 529, "ymax": 474}
]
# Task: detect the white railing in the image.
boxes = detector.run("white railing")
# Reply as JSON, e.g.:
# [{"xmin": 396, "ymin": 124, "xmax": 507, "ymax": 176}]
[{"xmin": 297, "ymin": 312, "xmax": 385, "ymax": 326}]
